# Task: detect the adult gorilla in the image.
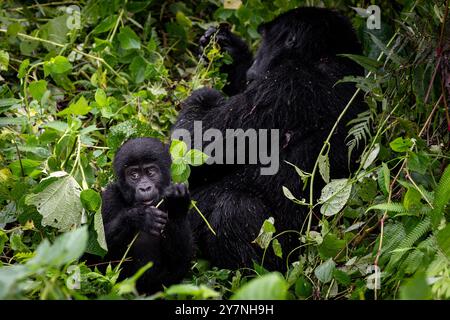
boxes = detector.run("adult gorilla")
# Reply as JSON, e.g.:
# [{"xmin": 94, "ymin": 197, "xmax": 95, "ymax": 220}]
[{"xmin": 172, "ymin": 7, "xmax": 365, "ymax": 270}]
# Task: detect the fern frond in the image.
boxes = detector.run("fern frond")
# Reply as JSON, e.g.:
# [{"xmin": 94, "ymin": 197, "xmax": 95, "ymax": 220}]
[
  {"xmin": 431, "ymin": 165, "xmax": 450, "ymax": 228},
  {"xmin": 386, "ymin": 217, "xmax": 431, "ymax": 271},
  {"xmin": 346, "ymin": 110, "xmax": 372, "ymax": 163}
]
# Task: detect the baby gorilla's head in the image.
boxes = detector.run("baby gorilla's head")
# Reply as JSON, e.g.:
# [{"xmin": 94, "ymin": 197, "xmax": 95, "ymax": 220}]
[{"xmin": 113, "ymin": 138, "xmax": 171, "ymax": 205}]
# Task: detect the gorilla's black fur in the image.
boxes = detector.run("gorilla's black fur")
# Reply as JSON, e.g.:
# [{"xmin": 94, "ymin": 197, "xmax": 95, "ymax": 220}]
[
  {"xmin": 101, "ymin": 138, "xmax": 193, "ymax": 294},
  {"xmin": 172, "ymin": 7, "xmax": 366, "ymax": 270}
]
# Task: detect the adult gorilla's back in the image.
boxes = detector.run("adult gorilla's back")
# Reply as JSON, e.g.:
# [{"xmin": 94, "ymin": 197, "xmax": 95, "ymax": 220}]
[{"xmin": 172, "ymin": 7, "xmax": 365, "ymax": 270}]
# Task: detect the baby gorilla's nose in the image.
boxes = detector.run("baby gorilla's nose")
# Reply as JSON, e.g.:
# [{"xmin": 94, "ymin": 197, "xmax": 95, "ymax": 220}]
[{"xmin": 139, "ymin": 185, "xmax": 152, "ymax": 193}]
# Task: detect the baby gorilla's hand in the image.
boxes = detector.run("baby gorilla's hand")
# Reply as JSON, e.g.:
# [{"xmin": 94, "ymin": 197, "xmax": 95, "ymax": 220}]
[
  {"xmin": 164, "ymin": 183, "xmax": 191, "ymax": 219},
  {"xmin": 141, "ymin": 206, "xmax": 168, "ymax": 237}
]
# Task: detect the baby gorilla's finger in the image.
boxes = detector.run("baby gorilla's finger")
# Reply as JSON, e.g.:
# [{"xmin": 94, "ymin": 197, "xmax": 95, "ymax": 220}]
[
  {"xmin": 154, "ymin": 216, "xmax": 167, "ymax": 224},
  {"xmin": 150, "ymin": 229, "xmax": 161, "ymax": 237}
]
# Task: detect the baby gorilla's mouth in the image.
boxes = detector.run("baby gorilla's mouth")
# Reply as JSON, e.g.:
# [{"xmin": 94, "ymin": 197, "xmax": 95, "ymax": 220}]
[{"xmin": 142, "ymin": 200, "xmax": 154, "ymax": 205}]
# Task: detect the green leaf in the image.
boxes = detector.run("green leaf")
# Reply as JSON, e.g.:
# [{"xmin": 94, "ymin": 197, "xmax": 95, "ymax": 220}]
[
  {"xmin": 44, "ymin": 56, "xmax": 72, "ymax": 76},
  {"xmin": 231, "ymin": 273, "xmax": 288, "ymax": 300},
  {"xmin": 318, "ymin": 153, "xmax": 330, "ymax": 183},
  {"xmin": 170, "ymin": 139, "xmax": 187, "ymax": 159},
  {"xmin": 318, "ymin": 233, "xmax": 346, "ymax": 260},
  {"xmin": 10, "ymin": 233, "xmax": 29, "ymax": 253},
  {"xmin": 92, "ymin": 15, "xmax": 118, "ymax": 34},
  {"xmin": 333, "ymin": 269, "xmax": 351, "ymax": 285},
  {"xmin": 431, "ymin": 165, "xmax": 450, "ymax": 228},
  {"xmin": 95, "ymin": 88, "xmax": 107, "ymax": 107},
  {"xmin": 28, "ymin": 80, "xmax": 48, "ymax": 101},
  {"xmin": 0, "ymin": 50, "xmax": 9, "ymax": 71},
  {"xmin": 25, "ymin": 174, "xmax": 83, "ymax": 231},
  {"xmin": 367, "ymin": 202, "xmax": 406, "ymax": 214},
  {"xmin": 390, "ymin": 137, "xmax": 413, "ymax": 153},
  {"xmin": 319, "ymin": 179, "xmax": 352, "ymax": 216},
  {"xmin": 9, "ymin": 159, "xmax": 41, "ymax": 177},
  {"xmin": 171, "ymin": 164, "xmax": 190, "ymax": 183},
  {"xmin": 129, "ymin": 56, "xmax": 147, "ymax": 84},
  {"xmin": 403, "ymin": 187, "xmax": 421, "ymax": 210},
  {"xmin": 94, "ymin": 209, "xmax": 107, "ymax": 251},
  {"xmin": 436, "ymin": 224, "xmax": 450, "ymax": 259},
  {"xmin": 0, "ymin": 231, "xmax": 7, "ymax": 254},
  {"xmin": 314, "ymin": 258, "xmax": 336, "ymax": 283},
  {"xmin": 118, "ymin": 26, "xmax": 141, "ymax": 50},
  {"xmin": 282, "ymin": 186, "xmax": 307, "ymax": 205},
  {"xmin": 18, "ymin": 59, "xmax": 30, "ymax": 79},
  {"xmin": 171, "ymin": 162, "xmax": 187, "ymax": 176},
  {"xmin": 80, "ymin": 189, "xmax": 102, "ymax": 212},
  {"xmin": 378, "ymin": 162, "xmax": 390, "ymax": 195},
  {"xmin": 399, "ymin": 272, "xmax": 432, "ymax": 300},
  {"xmin": 272, "ymin": 239, "xmax": 282, "ymax": 258},
  {"xmin": 295, "ymin": 276, "xmax": 313, "ymax": 298},
  {"xmin": 165, "ymin": 284, "xmax": 220, "ymax": 299},
  {"xmin": 362, "ymin": 143, "xmax": 380, "ymax": 169},
  {"xmin": 339, "ymin": 53, "xmax": 382, "ymax": 72},
  {"xmin": 252, "ymin": 217, "xmax": 275, "ymax": 249},
  {"xmin": 58, "ymin": 96, "xmax": 91, "ymax": 116},
  {"xmin": 185, "ymin": 149, "xmax": 209, "ymax": 166},
  {"xmin": 29, "ymin": 226, "xmax": 88, "ymax": 267}
]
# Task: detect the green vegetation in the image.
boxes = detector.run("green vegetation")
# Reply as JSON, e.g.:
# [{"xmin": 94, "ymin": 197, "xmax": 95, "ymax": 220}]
[{"xmin": 0, "ymin": 0, "xmax": 449, "ymax": 300}]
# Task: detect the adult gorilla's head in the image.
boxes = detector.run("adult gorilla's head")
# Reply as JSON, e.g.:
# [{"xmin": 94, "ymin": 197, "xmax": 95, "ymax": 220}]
[
  {"xmin": 113, "ymin": 137, "xmax": 171, "ymax": 204},
  {"xmin": 246, "ymin": 7, "xmax": 362, "ymax": 82}
]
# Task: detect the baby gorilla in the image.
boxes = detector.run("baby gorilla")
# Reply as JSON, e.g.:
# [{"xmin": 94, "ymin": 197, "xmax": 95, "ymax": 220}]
[{"xmin": 101, "ymin": 137, "xmax": 193, "ymax": 294}]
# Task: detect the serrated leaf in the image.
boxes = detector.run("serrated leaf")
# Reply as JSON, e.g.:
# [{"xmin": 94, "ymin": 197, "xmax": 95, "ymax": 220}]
[
  {"xmin": 25, "ymin": 175, "xmax": 83, "ymax": 231},
  {"xmin": 185, "ymin": 149, "xmax": 209, "ymax": 166},
  {"xmin": 319, "ymin": 179, "xmax": 352, "ymax": 216},
  {"xmin": 170, "ymin": 139, "xmax": 187, "ymax": 158},
  {"xmin": 171, "ymin": 164, "xmax": 190, "ymax": 183},
  {"xmin": 231, "ymin": 272, "xmax": 288, "ymax": 300}
]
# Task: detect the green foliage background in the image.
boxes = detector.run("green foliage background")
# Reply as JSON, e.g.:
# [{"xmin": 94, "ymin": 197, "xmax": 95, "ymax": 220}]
[{"xmin": 0, "ymin": 0, "xmax": 449, "ymax": 300}]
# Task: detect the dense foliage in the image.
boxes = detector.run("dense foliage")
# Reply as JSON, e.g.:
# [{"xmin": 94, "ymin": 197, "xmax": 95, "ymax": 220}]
[{"xmin": 0, "ymin": 0, "xmax": 449, "ymax": 300}]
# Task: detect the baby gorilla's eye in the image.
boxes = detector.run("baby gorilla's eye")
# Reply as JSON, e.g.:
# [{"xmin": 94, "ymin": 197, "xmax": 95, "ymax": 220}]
[
  {"xmin": 146, "ymin": 168, "xmax": 155, "ymax": 176},
  {"xmin": 130, "ymin": 170, "xmax": 139, "ymax": 180}
]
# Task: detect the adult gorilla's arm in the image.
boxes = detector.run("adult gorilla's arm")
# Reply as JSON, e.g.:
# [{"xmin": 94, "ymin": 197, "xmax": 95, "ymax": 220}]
[{"xmin": 199, "ymin": 25, "xmax": 253, "ymax": 96}]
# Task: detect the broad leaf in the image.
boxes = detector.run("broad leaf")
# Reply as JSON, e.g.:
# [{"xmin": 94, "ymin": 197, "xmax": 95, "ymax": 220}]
[{"xmin": 25, "ymin": 174, "xmax": 83, "ymax": 231}]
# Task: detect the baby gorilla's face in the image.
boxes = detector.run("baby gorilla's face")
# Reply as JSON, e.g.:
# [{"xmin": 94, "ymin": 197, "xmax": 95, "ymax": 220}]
[{"xmin": 124, "ymin": 163, "xmax": 162, "ymax": 205}]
